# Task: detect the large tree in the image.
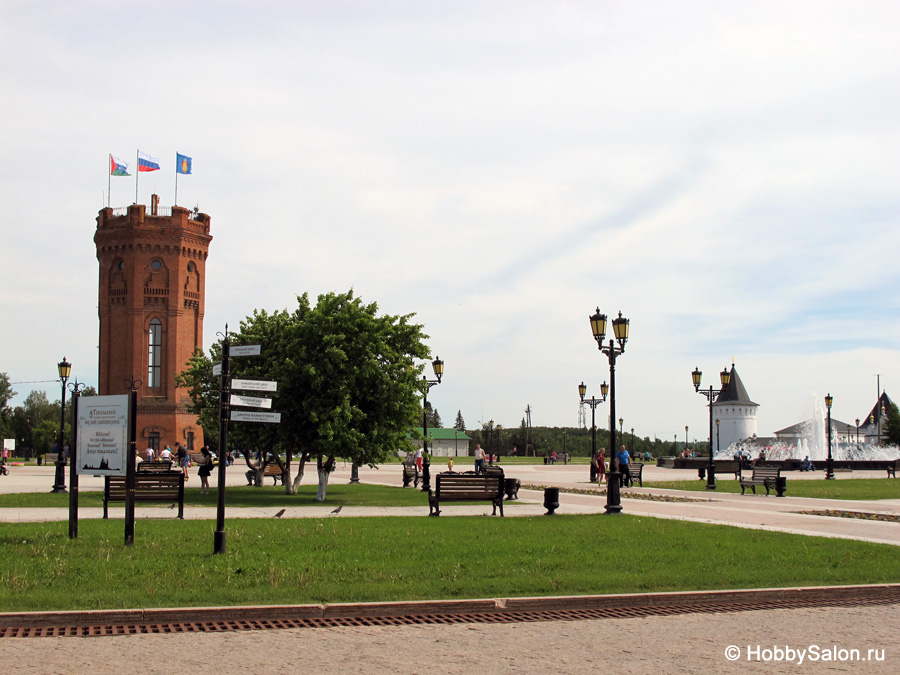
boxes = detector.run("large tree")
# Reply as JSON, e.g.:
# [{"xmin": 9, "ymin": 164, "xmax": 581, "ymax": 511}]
[
  {"xmin": 883, "ymin": 401, "xmax": 900, "ymax": 447},
  {"xmin": 179, "ymin": 290, "xmax": 430, "ymax": 500}
]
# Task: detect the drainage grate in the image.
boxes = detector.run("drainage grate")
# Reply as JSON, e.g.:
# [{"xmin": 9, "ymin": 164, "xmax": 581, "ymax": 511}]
[{"xmin": 2, "ymin": 593, "xmax": 897, "ymax": 639}]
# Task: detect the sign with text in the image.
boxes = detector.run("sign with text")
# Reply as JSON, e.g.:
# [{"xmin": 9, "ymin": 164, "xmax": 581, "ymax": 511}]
[
  {"xmin": 76, "ymin": 395, "xmax": 129, "ymax": 475},
  {"xmin": 3, "ymin": 439, "xmax": 14, "ymax": 452},
  {"xmin": 212, "ymin": 362, "xmax": 222, "ymax": 377},
  {"xmin": 231, "ymin": 410, "xmax": 281, "ymax": 424},
  {"xmin": 230, "ymin": 394, "xmax": 273, "ymax": 409},
  {"xmin": 231, "ymin": 379, "xmax": 278, "ymax": 392},
  {"xmin": 230, "ymin": 344, "xmax": 261, "ymax": 357}
]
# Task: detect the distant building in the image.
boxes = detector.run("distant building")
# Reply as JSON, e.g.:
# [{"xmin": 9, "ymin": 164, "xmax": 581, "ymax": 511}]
[
  {"xmin": 94, "ymin": 196, "xmax": 212, "ymax": 453},
  {"xmin": 712, "ymin": 364, "xmax": 758, "ymax": 452},
  {"xmin": 409, "ymin": 428, "xmax": 472, "ymax": 457}
]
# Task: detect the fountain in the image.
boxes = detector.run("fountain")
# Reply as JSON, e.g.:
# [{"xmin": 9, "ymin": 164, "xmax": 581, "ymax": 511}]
[{"xmin": 716, "ymin": 394, "xmax": 899, "ymax": 465}]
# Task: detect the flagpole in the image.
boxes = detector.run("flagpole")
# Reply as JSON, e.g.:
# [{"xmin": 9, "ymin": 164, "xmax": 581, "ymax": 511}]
[
  {"xmin": 108, "ymin": 155, "xmax": 112, "ymax": 208},
  {"xmin": 175, "ymin": 156, "xmax": 179, "ymax": 207},
  {"xmin": 135, "ymin": 150, "xmax": 139, "ymax": 204}
]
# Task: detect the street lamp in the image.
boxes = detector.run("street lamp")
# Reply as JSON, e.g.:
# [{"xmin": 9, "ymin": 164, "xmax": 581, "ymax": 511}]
[
  {"xmin": 855, "ymin": 418, "xmax": 860, "ymax": 451},
  {"xmin": 685, "ymin": 426, "xmax": 689, "ymax": 454},
  {"xmin": 579, "ymin": 381, "xmax": 608, "ymax": 482},
  {"xmin": 421, "ymin": 357, "xmax": 443, "ymax": 491},
  {"xmin": 825, "ymin": 393, "xmax": 835, "ymax": 480},
  {"xmin": 589, "ymin": 308, "xmax": 629, "ymax": 514},
  {"xmin": 630, "ymin": 428, "xmax": 634, "ymax": 461},
  {"xmin": 52, "ymin": 357, "xmax": 72, "ymax": 493},
  {"xmin": 691, "ymin": 366, "xmax": 730, "ymax": 490},
  {"xmin": 716, "ymin": 418, "xmax": 720, "ymax": 457}
]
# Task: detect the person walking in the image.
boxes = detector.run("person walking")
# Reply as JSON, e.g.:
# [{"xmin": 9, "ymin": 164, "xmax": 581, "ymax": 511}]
[
  {"xmin": 473, "ymin": 444, "xmax": 486, "ymax": 474},
  {"xmin": 616, "ymin": 444, "xmax": 631, "ymax": 487},
  {"xmin": 415, "ymin": 447, "xmax": 424, "ymax": 473},
  {"xmin": 198, "ymin": 446, "xmax": 214, "ymax": 494},
  {"xmin": 175, "ymin": 443, "xmax": 189, "ymax": 480}
]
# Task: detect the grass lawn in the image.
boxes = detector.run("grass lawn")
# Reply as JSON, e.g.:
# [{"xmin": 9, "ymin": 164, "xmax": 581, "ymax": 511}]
[
  {"xmin": 2, "ymin": 515, "xmax": 898, "ymax": 612},
  {"xmin": 0, "ymin": 483, "xmax": 433, "ymax": 509},
  {"xmin": 643, "ymin": 478, "xmax": 900, "ymax": 500}
]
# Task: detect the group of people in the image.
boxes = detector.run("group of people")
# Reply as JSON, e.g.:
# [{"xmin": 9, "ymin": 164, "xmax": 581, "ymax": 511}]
[
  {"xmin": 141, "ymin": 443, "xmax": 217, "ymax": 494},
  {"xmin": 589, "ymin": 444, "xmax": 635, "ymax": 487}
]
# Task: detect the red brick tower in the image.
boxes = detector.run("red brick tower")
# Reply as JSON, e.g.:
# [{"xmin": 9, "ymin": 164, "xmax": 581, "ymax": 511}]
[{"xmin": 95, "ymin": 196, "xmax": 212, "ymax": 452}]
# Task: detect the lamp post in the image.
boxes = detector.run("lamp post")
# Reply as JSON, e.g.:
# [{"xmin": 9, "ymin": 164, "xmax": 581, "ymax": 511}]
[
  {"xmin": 825, "ymin": 393, "xmax": 835, "ymax": 480},
  {"xmin": 685, "ymin": 426, "xmax": 689, "ymax": 455},
  {"xmin": 579, "ymin": 381, "xmax": 608, "ymax": 482},
  {"xmin": 51, "ymin": 357, "xmax": 72, "ymax": 493},
  {"xmin": 589, "ymin": 308, "xmax": 629, "ymax": 514},
  {"xmin": 421, "ymin": 357, "xmax": 443, "ymax": 492},
  {"xmin": 855, "ymin": 418, "xmax": 860, "ymax": 451},
  {"xmin": 67, "ymin": 380, "xmax": 86, "ymax": 538},
  {"xmin": 630, "ymin": 428, "xmax": 635, "ymax": 461},
  {"xmin": 691, "ymin": 366, "xmax": 730, "ymax": 490},
  {"xmin": 495, "ymin": 424, "xmax": 502, "ymax": 464}
]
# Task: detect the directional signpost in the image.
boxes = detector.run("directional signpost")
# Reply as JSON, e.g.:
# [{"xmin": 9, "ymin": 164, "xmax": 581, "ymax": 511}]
[{"xmin": 214, "ymin": 336, "xmax": 280, "ymax": 555}]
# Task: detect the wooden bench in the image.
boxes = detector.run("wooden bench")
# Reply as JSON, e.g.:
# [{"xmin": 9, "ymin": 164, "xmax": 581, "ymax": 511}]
[
  {"xmin": 43, "ymin": 453, "xmax": 62, "ymax": 465},
  {"xmin": 739, "ymin": 465, "xmax": 783, "ymax": 496},
  {"xmin": 622, "ymin": 462, "xmax": 643, "ymax": 487},
  {"xmin": 711, "ymin": 460, "xmax": 742, "ymax": 480},
  {"xmin": 886, "ymin": 459, "xmax": 899, "ymax": 478},
  {"xmin": 138, "ymin": 460, "xmax": 174, "ymax": 473},
  {"xmin": 401, "ymin": 463, "xmax": 420, "ymax": 488},
  {"xmin": 247, "ymin": 463, "xmax": 284, "ymax": 486},
  {"xmin": 484, "ymin": 466, "xmax": 520, "ymax": 499},
  {"xmin": 429, "ymin": 471, "xmax": 505, "ymax": 516},
  {"xmin": 103, "ymin": 472, "xmax": 185, "ymax": 519}
]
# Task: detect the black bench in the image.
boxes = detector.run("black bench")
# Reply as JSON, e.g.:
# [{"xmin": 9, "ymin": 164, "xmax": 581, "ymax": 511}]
[
  {"xmin": 739, "ymin": 466, "xmax": 784, "ymax": 496},
  {"xmin": 104, "ymin": 472, "xmax": 185, "ymax": 519},
  {"xmin": 138, "ymin": 460, "xmax": 174, "ymax": 473},
  {"xmin": 402, "ymin": 463, "xmax": 420, "ymax": 488},
  {"xmin": 429, "ymin": 471, "xmax": 505, "ymax": 516},
  {"xmin": 621, "ymin": 462, "xmax": 643, "ymax": 487}
]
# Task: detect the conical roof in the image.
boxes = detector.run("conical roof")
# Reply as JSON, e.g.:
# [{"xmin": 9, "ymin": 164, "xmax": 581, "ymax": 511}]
[{"xmin": 714, "ymin": 364, "xmax": 758, "ymax": 407}]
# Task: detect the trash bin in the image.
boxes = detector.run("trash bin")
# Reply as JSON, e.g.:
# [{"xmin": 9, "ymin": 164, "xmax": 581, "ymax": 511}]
[
  {"xmin": 775, "ymin": 476, "xmax": 787, "ymax": 497},
  {"xmin": 543, "ymin": 487, "xmax": 559, "ymax": 515}
]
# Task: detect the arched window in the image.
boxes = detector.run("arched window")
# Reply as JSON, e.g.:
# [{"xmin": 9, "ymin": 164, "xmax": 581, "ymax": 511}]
[{"xmin": 148, "ymin": 318, "xmax": 162, "ymax": 387}]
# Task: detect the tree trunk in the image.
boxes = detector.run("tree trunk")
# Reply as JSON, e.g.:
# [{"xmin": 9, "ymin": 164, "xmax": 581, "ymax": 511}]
[
  {"xmin": 314, "ymin": 454, "xmax": 335, "ymax": 502},
  {"xmin": 289, "ymin": 453, "xmax": 308, "ymax": 495}
]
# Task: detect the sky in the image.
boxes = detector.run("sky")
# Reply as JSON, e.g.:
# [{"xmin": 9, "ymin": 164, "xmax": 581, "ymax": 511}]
[{"xmin": 1, "ymin": 1, "xmax": 898, "ymax": 445}]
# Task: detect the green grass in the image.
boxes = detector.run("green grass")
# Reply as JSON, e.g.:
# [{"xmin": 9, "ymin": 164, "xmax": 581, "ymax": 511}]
[
  {"xmin": 644, "ymin": 478, "xmax": 900, "ymax": 500},
  {"xmin": 0, "ymin": 483, "xmax": 432, "ymax": 509},
  {"xmin": 1, "ymin": 515, "xmax": 898, "ymax": 612}
]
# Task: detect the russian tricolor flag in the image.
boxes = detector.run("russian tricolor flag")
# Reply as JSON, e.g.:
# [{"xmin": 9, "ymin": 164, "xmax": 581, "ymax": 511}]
[{"xmin": 138, "ymin": 151, "xmax": 161, "ymax": 172}]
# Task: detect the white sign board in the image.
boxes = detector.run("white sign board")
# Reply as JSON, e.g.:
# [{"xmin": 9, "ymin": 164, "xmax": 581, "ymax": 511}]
[
  {"xmin": 231, "ymin": 410, "xmax": 281, "ymax": 424},
  {"xmin": 212, "ymin": 362, "xmax": 222, "ymax": 377},
  {"xmin": 230, "ymin": 394, "xmax": 273, "ymax": 409},
  {"xmin": 3, "ymin": 439, "xmax": 14, "ymax": 451},
  {"xmin": 230, "ymin": 344, "xmax": 262, "ymax": 356},
  {"xmin": 231, "ymin": 379, "xmax": 278, "ymax": 392},
  {"xmin": 77, "ymin": 395, "xmax": 129, "ymax": 475}
]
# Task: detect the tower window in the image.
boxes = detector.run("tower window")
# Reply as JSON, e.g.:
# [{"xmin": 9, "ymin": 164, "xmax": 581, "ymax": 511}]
[
  {"xmin": 148, "ymin": 318, "xmax": 162, "ymax": 387},
  {"xmin": 152, "ymin": 260, "xmax": 162, "ymax": 270}
]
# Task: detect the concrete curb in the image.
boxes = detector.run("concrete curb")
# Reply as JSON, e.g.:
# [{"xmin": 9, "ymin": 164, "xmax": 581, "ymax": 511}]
[{"xmin": 3, "ymin": 583, "xmax": 899, "ymax": 629}]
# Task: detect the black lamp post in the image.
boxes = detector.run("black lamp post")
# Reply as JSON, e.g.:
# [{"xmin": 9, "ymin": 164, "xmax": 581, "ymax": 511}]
[
  {"xmin": 67, "ymin": 380, "xmax": 86, "ymax": 538},
  {"xmin": 495, "ymin": 424, "xmax": 502, "ymax": 464},
  {"xmin": 630, "ymin": 428, "xmax": 634, "ymax": 460},
  {"xmin": 692, "ymin": 366, "xmax": 730, "ymax": 490},
  {"xmin": 825, "ymin": 393, "xmax": 835, "ymax": 479},
  {"xmin": 685, "ymin": 426, "xmax": 689, "ymax": 454},
  {"xmin": 855, "ymin": 418, "xmax": 860, "ymax": 451},
  {"xmin": 421, "ymin": 357, "xmax": 443, "ymax": 492},
  {"xmin": 579, "ymin": 381, "xmax": 608, "ymax": 482},
  {"xmin": 589, "ymin": 308, "xmax": 629, "ymax": 514},
  {"xmin": 716, "ymin": 418, "xmax": 720, "ymax": 457},
  {"xmin": 52, "ymin": 357, "xmax": 71, "ymax": 493}
]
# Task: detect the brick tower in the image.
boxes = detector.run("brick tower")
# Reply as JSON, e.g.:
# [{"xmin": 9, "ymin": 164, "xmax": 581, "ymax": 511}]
[{"xmin": 95, "ymin": 196, "xmax": 212, "ymax": 452}]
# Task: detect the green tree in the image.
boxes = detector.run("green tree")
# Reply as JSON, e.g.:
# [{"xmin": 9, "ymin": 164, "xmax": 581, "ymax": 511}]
[
  {"xmin": 453, "ymin": 410, "xmax": 466, "ymax": 432},
  {"xmin": 0, "ymin": 373, "xmax": 15, "ymax": 443},
  {"xmin": 179, "ymin": 290, "xmax": 430, "ymax": 500},
  {"xmin": 883, "ymin": 401, "xmax": 900, "ymax": 447}
]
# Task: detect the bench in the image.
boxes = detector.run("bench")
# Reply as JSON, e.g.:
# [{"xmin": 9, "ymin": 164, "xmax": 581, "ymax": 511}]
[
  {"xmin": 887, "ymin": 459, "xmax": 899, "ymax": 478},
  {"xmin": 714, "ymin": 460, "xmax": 742, "ymax": 480},
  {"xmin": 622, "ymin": 462, "xmax": 643, "ymax": 487},
  {"xmin": 429, "ymin": 471, "xmax": 505, "ymax": 516},
  {"xmin": 103, "ymin": 472, "xmax": 185, "ymax": 519},
  {"xmin": 247, "ymin": 463, "xmax": 284, "ymax": 486},
  {"xmin": 44, "ymin": 453, "xmax": 63, "ymax": 465},
  {"xmin": 739, "ymin": 465, "xmax": 784, "ymax": 496},
  {"xmin": 138, "ymin": 460, "xmax": 174, "ymax": 473},
  {"xmin": 401, "ymin": 463, "xmax": 420, "ymax": 488}
]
